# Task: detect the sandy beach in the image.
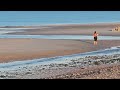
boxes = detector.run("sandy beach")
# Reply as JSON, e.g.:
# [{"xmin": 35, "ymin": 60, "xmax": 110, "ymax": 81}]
[
  {"xmin": 1, "ymin": 23, "xmax": 120, "ymax": 63},
  {"xmin": 0, "ymin": 23, "xmax": 120, "ymax": 79}
]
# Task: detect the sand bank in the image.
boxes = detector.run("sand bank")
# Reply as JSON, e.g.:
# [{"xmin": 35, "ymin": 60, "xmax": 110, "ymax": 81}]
[{"xmin": 6, "ymin": 23, "xmax": 120, "ymax": 36}]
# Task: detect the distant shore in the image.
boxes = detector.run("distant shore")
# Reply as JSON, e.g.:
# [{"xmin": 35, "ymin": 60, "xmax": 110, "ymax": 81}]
[{"xmin": 5, "ymin": 22, "xmax": 120, "ymax": 36}]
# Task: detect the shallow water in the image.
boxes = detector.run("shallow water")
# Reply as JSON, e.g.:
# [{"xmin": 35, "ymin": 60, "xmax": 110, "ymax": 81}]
[{"xmin": 0, "ymin": 35, "xmax": 120, "ymax": 40}]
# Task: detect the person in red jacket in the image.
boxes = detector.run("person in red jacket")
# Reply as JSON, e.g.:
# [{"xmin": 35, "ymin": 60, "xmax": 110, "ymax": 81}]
[{"xmin": 93, "ymin": 31, "xmax": 98, "ymax": 45}]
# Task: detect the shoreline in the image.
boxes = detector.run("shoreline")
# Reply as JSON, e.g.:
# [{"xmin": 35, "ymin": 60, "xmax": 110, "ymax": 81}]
[
  {"xmin": 0, "ymin": 39, "xmax": 120, "ymax": 63},
  {"xmin": 0, "ymin": 53, "xmax": 120, "ymax": 79},
  {"xmin": 0, "ymin": 22, "xmax": 120, "ymax": 78}
]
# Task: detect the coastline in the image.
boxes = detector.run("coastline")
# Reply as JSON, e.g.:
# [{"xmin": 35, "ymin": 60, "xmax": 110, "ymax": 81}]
[
  {"xmin": 0, "ymin": 22, "xmax": 120, "ymax": 78},
  {"xmin": 0, "ymin": 52, "xmax": 120, "ymax": 79}
]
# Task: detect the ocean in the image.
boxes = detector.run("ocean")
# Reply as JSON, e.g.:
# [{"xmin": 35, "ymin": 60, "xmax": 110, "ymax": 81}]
[{"xmin": 0, "ymin": 11, "xmax": 120, "ymax": 26}]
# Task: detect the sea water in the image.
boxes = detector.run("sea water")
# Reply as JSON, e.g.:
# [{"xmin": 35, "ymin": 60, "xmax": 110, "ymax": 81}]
[
  {"xmin": 0, "ymin": 35, "xmax": 120, "ymax": 40},
  {"xmin": 0, "ymin": 11, "xmax": 120, "ymax": 26}
]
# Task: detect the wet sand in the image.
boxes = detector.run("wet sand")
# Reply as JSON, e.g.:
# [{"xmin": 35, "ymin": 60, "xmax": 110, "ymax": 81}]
[
  {"xmin": 0, "ymin": 38, "xmax": 120, "ymax": 63},
  {"xmin": 6, "ymin": 23, "xmax": 120, "ymax": 36}
]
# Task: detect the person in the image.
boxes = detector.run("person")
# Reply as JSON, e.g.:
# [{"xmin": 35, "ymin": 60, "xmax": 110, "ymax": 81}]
[{"xmin": 93, "ymin": 31, "xmax": 98, "ymax": 45}]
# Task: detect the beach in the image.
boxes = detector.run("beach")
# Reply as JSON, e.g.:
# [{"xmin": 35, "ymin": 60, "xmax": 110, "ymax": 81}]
[
  {"xmin": 0, "ymin": 39, "xmax": 120, "ymax": 63},
  {"xmin": 6, "ymin": 23, "xmax": 120, "ymax": 36},
  {"xmin": 0, "ymin": 23, "xmax": 120, "ymax": 79}
]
